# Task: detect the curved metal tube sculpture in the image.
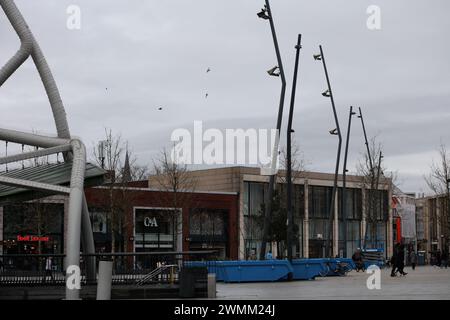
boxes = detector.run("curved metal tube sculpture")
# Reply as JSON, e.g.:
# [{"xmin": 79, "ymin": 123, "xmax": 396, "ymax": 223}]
[{"xmin": 0, "ymin": 0, "xmax": 95, "ymax": 300}]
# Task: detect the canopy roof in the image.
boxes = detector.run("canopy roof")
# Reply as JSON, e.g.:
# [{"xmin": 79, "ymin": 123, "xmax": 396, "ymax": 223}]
[{"xmin": 0, "ymin": 162, "xmax": 105, "ymax": 204}]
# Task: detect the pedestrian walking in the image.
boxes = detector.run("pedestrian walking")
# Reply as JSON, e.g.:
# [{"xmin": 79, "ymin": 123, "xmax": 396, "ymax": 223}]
[
  {"xmin": 43, "ymin": 256, "xmax": 54, "ymax": 283},
  {"xmin": 391, "ymin": 243, "xmax": 399, "ymax": 277},
  {"xmin": 410, "ymin": 250, "xmax": 417, "ymax": 270},
  {"xmin": 436, "ymin": 251, "xmax": 442, "ymax": 267},
  {"xmin": 396, "ymin": 244, "xmax": 408, "ymax": 276}
]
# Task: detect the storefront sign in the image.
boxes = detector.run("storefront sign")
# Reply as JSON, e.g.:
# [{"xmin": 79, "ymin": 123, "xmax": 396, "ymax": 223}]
[
  {"xmin": 17, "ymin": 235, "xmax": 50, "ymax": 242},
  {"xmin": 144, "ymin": 217, "xmax": 158, "ymax": 227}
]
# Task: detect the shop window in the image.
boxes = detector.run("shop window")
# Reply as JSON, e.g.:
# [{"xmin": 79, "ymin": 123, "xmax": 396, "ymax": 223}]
[
  {"xmin": 189, "ymin": 208, "xmax": 227, "ymax": 241},
  {"xmin": 134, "ymin": 208, "xmax": 177, "ymax": 251}
]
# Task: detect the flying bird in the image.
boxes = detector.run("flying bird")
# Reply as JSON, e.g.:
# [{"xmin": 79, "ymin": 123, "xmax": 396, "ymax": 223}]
[
  {"xmin": 157, "ymin": 107, "xmax": 163, "ymax": 110},
  {"xmin": 206, "ymin": 67, "xmax": 211, "ymax": 73},
  {"xmin": 205, "ymin": 93, "xmax": 209, "ymax": 98}
]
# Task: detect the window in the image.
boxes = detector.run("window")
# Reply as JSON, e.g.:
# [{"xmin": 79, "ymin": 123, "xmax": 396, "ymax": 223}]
[
  {"xmin": 338, "ymin": 188, "xmax": 362, "ymax": 220},
  {"xmin": 134, "ymin": 208, "xmax": 177, "ymax": 250},
  {"xmin": 189, "ymin": 208, "xmax": 227, "ymax": 240},
  {"xmin": 3, "ymin": 203, "xmax": 64, "ymax": 255},
  {"xmin": 309, "ymin": 186, "xmax": 333, "ymax": 218},
  {"xmin": 243, "ymin": 182, "xmax": 267, "ymax": 259}
]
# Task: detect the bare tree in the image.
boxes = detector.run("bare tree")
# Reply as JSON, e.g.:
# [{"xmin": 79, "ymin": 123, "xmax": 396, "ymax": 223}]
[
  {"xmin": 91, "ymin": 128, "xmax": 149, "ymax": 253},
  {"xmin": 424, "ymin": 143, "xmax": 450, "ymax": 249},
  {"xmin": 150, "ymin": 148, "xmax": 197, "ymax": 250},
  {"xmin": 279, "ymin": 139, "xmax": 308, "ymax": 184},
  {"xmin": 356, "ymin": 136, "xmax": 393, "ymax": 249},
  {"xmin": 241, "ymin": 141, "xmax": 307, "ymax": 259}
]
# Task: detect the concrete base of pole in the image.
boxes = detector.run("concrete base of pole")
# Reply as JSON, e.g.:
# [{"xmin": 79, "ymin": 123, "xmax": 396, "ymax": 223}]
[
  {"xmin": 96, "ymin": 260, "xmax": 113, "ymax": 300},
  {"xmin": 207, "ymin": 273, "xmax": 216, "ymax": 298}
]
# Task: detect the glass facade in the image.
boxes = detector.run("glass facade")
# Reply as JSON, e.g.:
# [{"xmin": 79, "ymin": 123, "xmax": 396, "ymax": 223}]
[
  {"xmin": 365, "ymin": 189, "xmax": 389, "ymax": 251},
  {"xmin": 134, "ymin": 208, "xmax": 177, "ymax": 251},
  {"xmin": 243, "ymin": 182, "xmax": 304, "ymax": 259},
  {"xmin": 2, "ymin": 202, "xmax": 64, "ymax": 255},
  {"xmin": 189, "ymin": 208, "xmax": 228, "ymax": 258},
  {"xmin": 243, "ymin": 182, "xmax": 266, "ymax": 259},
  {"xmin": 240, "ymin": 180, "xmax": 390, "ymax": 259},
  {"xmin": 308, "ymin": 186, "xmax": 333, "ymax": 258},
  {"xmin": 338, "ymin": 188, "xmax": 363, "ymax": 257}
]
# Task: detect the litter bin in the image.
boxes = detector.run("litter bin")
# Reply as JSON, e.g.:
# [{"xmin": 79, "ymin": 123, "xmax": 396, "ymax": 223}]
[
  {"xmin": 179, "ymin": 268, "xmax": 196, "ymax": 298},
  {"xmin": 179, "ymin": 266, "xmax": 208, "ymax": 298},
  {"xmin": 417, "ymin": 251, "xmax": 426, "ymax": 266}
]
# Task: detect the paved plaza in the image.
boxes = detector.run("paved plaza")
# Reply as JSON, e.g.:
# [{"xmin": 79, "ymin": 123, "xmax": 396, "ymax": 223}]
[{"xmin": 216, "ymin": 266, "xmax": 450, "ymax": 300}]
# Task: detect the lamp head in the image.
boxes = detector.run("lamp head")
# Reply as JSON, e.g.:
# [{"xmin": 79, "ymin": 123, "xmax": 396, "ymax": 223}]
[
  {"xmin": 257, "ymin": 7, "xmax": 270, "ymax": 20},
  {"xmin": 267, "ymin": 66, "xmax": 280, "ymax": 77},
  {"xmin": 322, "ymin": 89, "xmax": 331, "ymax": 97},
  {"xmin": 329, "ymin": 128, "xmax": 338, "ymax": 135}
]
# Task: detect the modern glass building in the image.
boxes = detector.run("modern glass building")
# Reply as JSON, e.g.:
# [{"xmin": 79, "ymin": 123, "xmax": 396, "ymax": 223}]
[{"xmin": 166, "ymin": 167, "xmax": 393, "ymax": 260}]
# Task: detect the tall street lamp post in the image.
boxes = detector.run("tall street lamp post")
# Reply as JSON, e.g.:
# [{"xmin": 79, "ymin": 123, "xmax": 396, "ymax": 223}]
[
  {"xmin": 257, "ymin": 0, "xmax": 287, "ymax": 260},
  {"xmin": 315, "ymin": 45, "xmax": 342, "ymax": 258},
  {"xmin": 286, "ymin": 34, "xmax": 302, "ymax": 262},
  {"xmin": 342, "ymin": 106, "xmax": 356, "ymax": 258},
  {"xmin": 358, "ymin": 107, "xmax": 374, "ymax": 249}
]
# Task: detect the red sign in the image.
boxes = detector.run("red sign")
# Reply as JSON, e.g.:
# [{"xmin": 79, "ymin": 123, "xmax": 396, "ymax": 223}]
[{"xmin": 17, "ymin": 235, "xmax": 50, "ymax": 242}]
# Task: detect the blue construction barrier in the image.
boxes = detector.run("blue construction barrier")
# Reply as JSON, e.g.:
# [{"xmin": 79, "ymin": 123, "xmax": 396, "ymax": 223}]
[
  {"xmin": 185, "ymin": 259, "xmax": 335, "ymax": 282},
  {"xmin": 185, "ymin": 260, "xmax": 293, "ymax": 282},
  {"xmin": 290, "ymin": 259, "xmax": 329, "ymax": 280}
]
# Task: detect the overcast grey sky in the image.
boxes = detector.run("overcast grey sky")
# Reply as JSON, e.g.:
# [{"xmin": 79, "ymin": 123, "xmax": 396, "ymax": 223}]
[{"xmin": 1, "ymin": 0, "xmax": 449, "ymax": 194}]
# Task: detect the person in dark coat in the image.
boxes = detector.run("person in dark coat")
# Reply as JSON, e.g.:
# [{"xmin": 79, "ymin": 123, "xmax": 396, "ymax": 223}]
[
  {"xmin": 409, "ymin": 250, "xmax": 417, "ymax": 270},
  {"xmin": 441, "ymin": 250, "xmax": 448, "ymax": 269},
  {"xmin": 391, "ymin": 243, "xmax": 399, "ymax": 276},
  {"xmin": 436, "ymin": 251, "xmax": 442, "ymax": 267},
  {"xmin": 352, "ymin": 248, "xmax": 364, "ymax": 272},
  {"xmin": 396, "ymin": 244, "xmax": 407, "ymax": 275}
]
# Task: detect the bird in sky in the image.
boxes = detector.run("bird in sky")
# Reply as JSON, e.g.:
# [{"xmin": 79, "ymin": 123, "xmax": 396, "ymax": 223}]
[
  {"xmin": 205, "ymin": 93, "xmax": 209, "ymax": 98},
  {"xmin": 206, "ymin": 67, "xmax": 211, "ymax": 73},
  {"xmin": 157, "ymin": 107, "xmax": 163, "ymax": 110}
]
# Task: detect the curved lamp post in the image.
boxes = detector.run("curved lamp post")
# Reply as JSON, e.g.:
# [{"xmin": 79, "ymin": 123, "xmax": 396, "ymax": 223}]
[
  {"xmin": 257, "ymin": 0, "xmax": 287, "ymax": 260},
  {"xmin": 342, "ymin": 106, "xmax": 356, "ymax": 257},
  {"xmin": 286, "ymin": 34, "xmax": 302, "ymax": 261},
  {"xmin": 314, "ymin": 45, "xmax": 342, "ymax": 258}
]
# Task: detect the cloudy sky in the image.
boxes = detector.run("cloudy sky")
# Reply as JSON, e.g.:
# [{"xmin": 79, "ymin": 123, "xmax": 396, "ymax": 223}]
[{"xmin": 1, "ymin": 0, "xmax": 449, "ymax": 194}]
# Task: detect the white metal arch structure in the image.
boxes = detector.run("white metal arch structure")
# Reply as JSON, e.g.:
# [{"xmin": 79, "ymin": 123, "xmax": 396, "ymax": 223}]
[{"xmin": 0, "ymin": 0, "xmax": 97, "ymax": 300}]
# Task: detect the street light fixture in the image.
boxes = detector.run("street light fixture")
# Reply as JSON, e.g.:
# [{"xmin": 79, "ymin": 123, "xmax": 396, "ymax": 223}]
[
  {"xmin": 267, "ymin": 66, "xmax": 280, "ymax": 77},
  {"xmin": 316, "ymin": 45, "xmax": 342, "ymax": 258},
  {"xmin": 286, "ymin": 34, "xmax": 302, "ymax": 262},
  {"xmin": 342, "ymin": 106, "xmax": 356, "ymax": 257},
  {"xmin": 322, "ymin": 89, "xmax": 331, "ymax": 97},
  {"xmin": 257, "ymin": 6, "xmax": 270, "ymax": 20},
  {"xmin": 358, "ymin": 107, "xmax": 376, "ymax": 250},
  {"xmin": 258, "ymin": 0, "xmax": 287, "ymax": 260},
  {"xmin": 329, "ymin": 128, "xmax": 338, "ymax": 135},
  {"xmin": 313, "ymin": 54, "xmax": 322, "ymax": 61}
]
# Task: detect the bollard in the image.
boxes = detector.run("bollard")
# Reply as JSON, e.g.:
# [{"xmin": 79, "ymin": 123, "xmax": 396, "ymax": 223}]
[
  {"xmin": 96, "ymin": 260, "xmax": 113, "ymax": 300},
  {"xmin": 207, "ymin": 273, "xmax": 216, "ymax": 298}
]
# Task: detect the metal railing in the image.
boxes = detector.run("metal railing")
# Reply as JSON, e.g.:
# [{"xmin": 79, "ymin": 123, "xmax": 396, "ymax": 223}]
[{"xmin": 0, "ymin": 251, "xmax": 218, "ymax": 287}]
